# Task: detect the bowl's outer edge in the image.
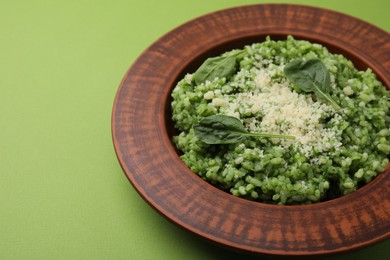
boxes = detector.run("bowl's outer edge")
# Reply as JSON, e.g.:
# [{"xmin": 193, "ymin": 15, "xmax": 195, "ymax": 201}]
[{"xmin": 112, "ymin": 4, "xmax": 390, "ymax": 256}]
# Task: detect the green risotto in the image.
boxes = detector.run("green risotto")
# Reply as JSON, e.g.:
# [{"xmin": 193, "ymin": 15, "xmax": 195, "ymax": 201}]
[{"xmin": 171, "ymin": 36, "xmax": 390, "ymax": 205}]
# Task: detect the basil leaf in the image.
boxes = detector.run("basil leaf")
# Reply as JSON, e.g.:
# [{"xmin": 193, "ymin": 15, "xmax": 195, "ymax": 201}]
[
  {"xmin": 194, "ymin": 115, "xmax": 247, "ymax": 144},
  {"xmin": 194, "ymin": 115, "xmax": 296, "ymax": 144},
  {"xmin": 193, "ymin": 56, "xmax": 237, "ymax": 85},
  {"xmin": 284, "ymin": 58, "xmax": 341, "ymax": 110},
  {"xmin": 229, "ymin": 49, "xmax": 247, "ymax": 60}
]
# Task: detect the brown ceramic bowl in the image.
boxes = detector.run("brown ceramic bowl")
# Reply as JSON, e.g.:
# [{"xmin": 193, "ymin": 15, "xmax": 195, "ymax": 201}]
[{"xmin": 112, "ymin": 4, "xmax": 390, "ymax": 257}]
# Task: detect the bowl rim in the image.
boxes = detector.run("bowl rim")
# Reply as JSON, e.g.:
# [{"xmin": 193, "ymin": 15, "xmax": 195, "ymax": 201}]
[{"xmin": 112, "ymin": 3, "xmax": 390, "ymax": 256}]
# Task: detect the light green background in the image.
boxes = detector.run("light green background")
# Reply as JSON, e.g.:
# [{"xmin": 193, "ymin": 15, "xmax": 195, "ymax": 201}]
[{"xmin": 0, "ymin": 0, "xmax": 389, "ymax": 259}]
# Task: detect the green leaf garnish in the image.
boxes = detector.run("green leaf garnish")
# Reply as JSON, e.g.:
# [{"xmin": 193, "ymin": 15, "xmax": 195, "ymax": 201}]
[
  {"xmin": 193, "ymin": 50, "xmax": 246, "ymax": 85},
  {"xmin": 194, "ymin": 115, "xmax": 296, "ymax": 144},
  {"xmin": 284, "ymin": 58, "xmax": 341, "ymax": 110}
]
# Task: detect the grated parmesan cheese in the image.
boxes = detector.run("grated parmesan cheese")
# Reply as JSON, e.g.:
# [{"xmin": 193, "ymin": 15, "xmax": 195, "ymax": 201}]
[
  {"xmin": 203, "ymin": 91, "xmax": 214, "ymax": 100},
  {"xmin": 343, "ymin": 86, "xmax": 354, "ymax": 96},
  {"xmin": 254, "ymin": 70, "xmax": 271, "ymax": 87},
  {"xmin": 218, "ymin": 66, "xmax": 342, "ymax": 157},
  {"xmin": 212, "ymin": 98, "xmax": 229, "ymax": 107}
]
